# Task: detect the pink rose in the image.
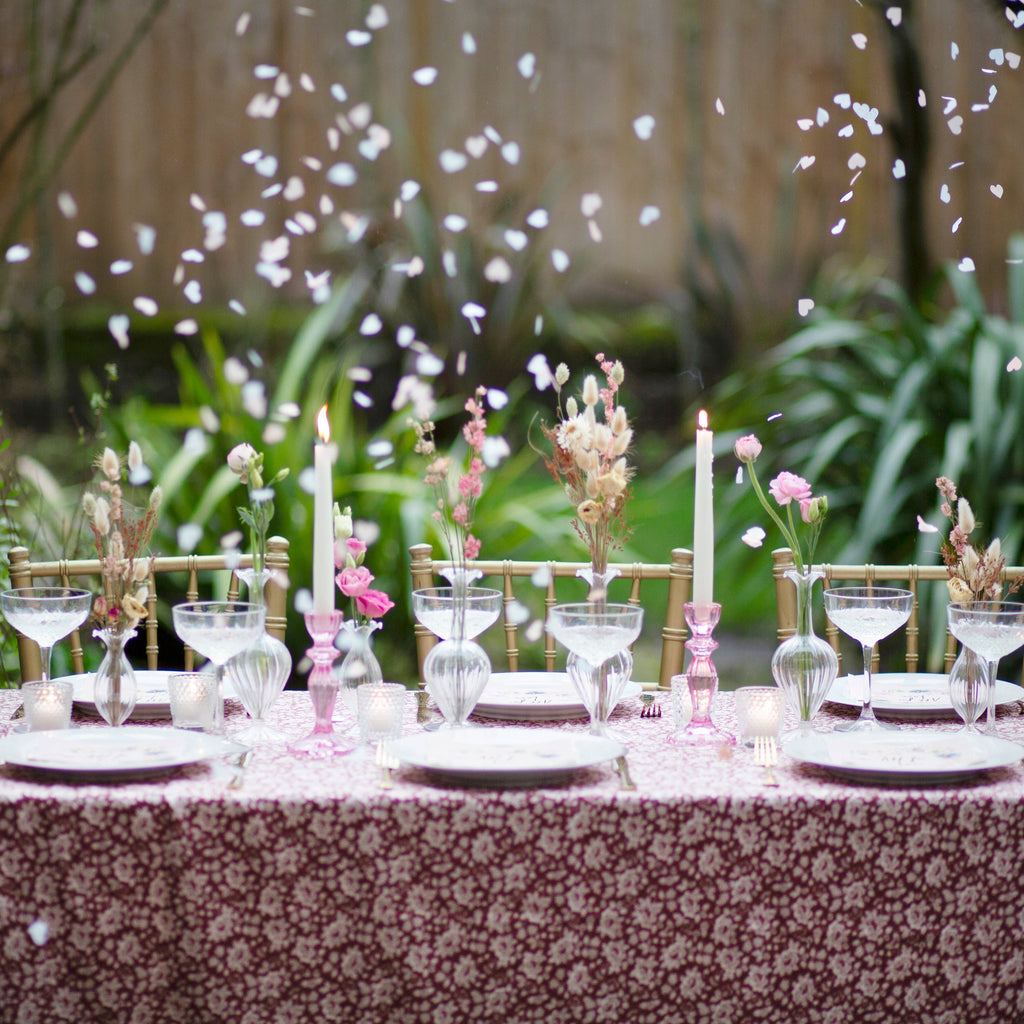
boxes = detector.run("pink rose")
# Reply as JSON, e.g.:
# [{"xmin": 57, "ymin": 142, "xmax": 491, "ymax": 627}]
[
  {"xmin": 227, "ymin": 443, "xmax": 257, "ymax": 481},
  {"xmin": 347, "ymin": 537, "xmax": 367, "ymax": 561},
  {"xmin": 336, "ymin": 566, "xmax": 373, "ymax": 597},
  {"xmin": 733, "ymin": 435, "xmax": 762, "ymax": 464},
  {"xmin": 355, "ymin": 589, "xmax": 394, "ymax": 619},
  {"xmin": 769, "ymin": 471, "xmax": 812, "ymax": 507}
]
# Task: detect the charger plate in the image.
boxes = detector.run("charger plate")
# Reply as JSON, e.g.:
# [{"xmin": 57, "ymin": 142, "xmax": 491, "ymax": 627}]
[
  {"xmin": 473, "ymin": 671, "xmax": 643, "ymax": 721},
  {"xmin": 825, "ymin": 672, "xmax": 1022, "ymax": 720},
  {"xmin": 389, "ymin": 726, "xmax": 624, "ymax": 788},
  {"xmin": 785, "ymin": 729, "xmax": 1024, "ymax": 786},
  {"xmin": 0, "ymin": 725, "xmax": 242, "ymax": 782}
]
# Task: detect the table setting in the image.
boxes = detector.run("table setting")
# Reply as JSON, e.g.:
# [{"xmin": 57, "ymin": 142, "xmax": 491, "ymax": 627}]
[{"xmin": 6, "ymin": 379, "xmax": 1024, "ymax": 1024}]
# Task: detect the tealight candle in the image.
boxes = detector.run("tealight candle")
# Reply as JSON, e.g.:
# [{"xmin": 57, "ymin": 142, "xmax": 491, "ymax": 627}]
[
  {"xmin": 168, "ymin": 672, "xmax": 218, "ymax": 731},
  {"xmin": 734, "ymin": 685, "xmax": 784, "ymax": 747},
  {"xmin": 23, "ymin": 680, "xmax": 73, "ymax": 732},
  {"xmin": 357, "ymin": 682, "xmax": 405, "ymax": 744}
]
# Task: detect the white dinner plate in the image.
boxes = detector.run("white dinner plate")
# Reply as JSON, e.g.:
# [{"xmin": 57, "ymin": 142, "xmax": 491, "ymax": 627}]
[
  {"xmin": 825, "ymin": 672, "xmax": 1023, "ymax": 720},
  {"xmin": 0, "ymin": 725, "xmax": 242, "ymax": 782},
  {"xmin": 389, "ymin": 726, "xmax": 625, "ymax": 787},
  {"xmin": 63, "ymin": 670, "xmax": 236, "ymax": 721},
  {"xmin": 784, "ymin": 729, "xmax": 1024, "ymax": 786},
  {"xmin": 473, "ymin": 672, "xmax": 644, "ymax": 721}
]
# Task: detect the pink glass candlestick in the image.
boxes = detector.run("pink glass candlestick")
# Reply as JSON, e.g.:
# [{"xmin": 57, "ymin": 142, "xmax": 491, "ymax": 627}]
[
  {"xmin": 671, "ymin": 602, "xmax": 735, "ymax": 746},
  {"xmin": 290, "ymin": 610, "xmax": 354, "ymax": 756}
]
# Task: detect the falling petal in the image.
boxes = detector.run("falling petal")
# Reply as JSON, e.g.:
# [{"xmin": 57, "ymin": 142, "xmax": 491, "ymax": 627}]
[
  {"xmin": 588, "ymin": 220, "xmax": 602, "ymax": 243},
  {"xmin": 134, "ymin": 225, "xmax": 156, "ymax": 254},
  {"xmin": 223, "ymin": 357, "xmax": 249, "ymax": 384},
  {"xmin": 229, "ymin": 300, "xmax": 247, "ymax": 315},
  {"xmin": 57, "ymin": 191, "xmax": 78, "ymax": 218},
  {"xmin": 527, "ymin": 353, "xmax": 554, "ymax": 390},
  {"xmin": 551, "ymin": 249, "xmax": 570, "ymax": 273},
  {"xmin": 76, "ymin": 230, "xmax": 98, "ymax": 249},
  {"xmin": 360, "ymin": 313, "xmax": 383, "ymax": 336},
  {"xmin": 940, "ymin": 184, "xmax": 951, "ymax": 204},
  {"xmin": 851, "ymin": 33, "xmax": 867, "ymax": 50},
  {"xmin": 580, "ymin": 193, "xmax": 602, "ymax": 217},
  {"xmin": 326, "ymin": 162, "xmax": 358, "ymax": 186},
  {"xmin": 5, "ymin": 244, "xmax": 29, "ymax": 263},
  {"xmin": 830, "ymin": 219, "xmax": 846, "ymax": 236},
  {"xmin": 108, "ymin": 314, "xmax": 130, "ymax": 348},
  {"xmin": 241, "ymin": 381, "xmax": 267, "ymax": 418},
  {"xmin": 255, "ymin": 154, "xmax": 278, "ymax": 176},
  {"xmin": 439, "ymin": 149, "xmax": 468, "ymax": 173},
  {"xmin": 797, "ymin": 118, "xmax": 814, "ymax": 131},
  {"xmin": 526, "ymin": 209, "xmax": 549, "ymax": 229},
  {"xmin": 517, "ymin": 53, "xmax": 536, "ymax": 78},
  {"xmin": 300, "ymin": 73, "xmax": 315, "ymax": 92},
  {"xmin": 366, "ymin": 3, "xmax": 388, "ymax": 29},
  {"xmin": 715, "ymin": 97, "xmax": 725, "ymax": 115},
  {"xmin": 465, "ymin": 135, "xmax": 487, "ymax": 159},
  {"xmin": 741, "ymin": 527, "xmax": 766, "ymax": 549},
  {"xmin": 798, "ymin": 298, "xmax": 815, "ymax": 317},
  {"xmin": 500, "ymin": 141, "xmax": 520, "ymax": 165},
  {"xmin": 504, "ymin": 229, "xmax": 528, "ymax": 251},
  {"xmin": 475, "ymin": 181, "xmax": 499, "ymax": 192},
  {"xmin": 632, "ymin": 114, "xmax": 655, "ymax": 140},
  {"xmin": 484, "ymin": 256, "xmax": 512, "ymax": 283},
  {"xmin": 951, "ymin": 41, "xmax": 959, "ymax": 61},
  {"xmin": 177, "ymin": 523, "xmax": 204, "ymax": 553},
  {"xmin": 442, "ymin": 251, "xmax": 457, "ymax": 277},
  {"xmin": 416, "ymin": 353, "xmax": 445, "ymax": 376},
  {"xmin": 443, "ymin": 214, "xmax": 468, "ymax": 232},
  {"xmin": 254, "ymin": 64, "xmax": 278, "ymax": 80},
  {"xmin": 958, "ymin": 257, "xmax": 975, "ymax": 273},
  {"xmin": 991, "ymin": 184, "xmax": 1004, "ymax": 198},
  {"xmin": 331, "ymin": 83, "xmax": 348, "ymax": 103},
  {"xmin": 240, "ymin": 209, "xmax": 266, "ymax": 227},
  {"xmin": 892, "ymin": 159, "xmax": 906, "ymax": 179},
  {"xmin": 1007, "ymin": 356, "xmax": 1023, "ymax": 372},
  {"xmin": 916, "ymin": 516, "xmax": 940, "ymax": 534},
  {"xmin": 412, "ymin": 67, "xmax": 438, "ymax": 86},
  {"xmin": 183, "ymin": 280, "xmax": 202, "ymax": 304},
  {"xmin": 347, "ymin": 30, "xmax": 372, "ymax": 46},
  {"xmin": 947, "ymin": 115, "xmax": 964, "ymax": 135},
  {"xmin": 134, "ymin": 296, "xmax": 158, "ymax": 316},
  {"xmin": 407, "ymin": 256, "xmax": 425, "ymax": 277},
  {"xmin": 74, "ymin": 272, "xmax": 95, "ymax": 294},
  {"xmin": 848, "ymin": 152, "xmax": 866, "ymax": 170},
  {"xmin": 175, "ymin": 319, "xmax": 199, "ymax": 335},
  {"xmin": 952, "ymin": 217, "xmax": 962, "ymax": 233},
  {"xmin": 482, "ymin": 435, "xmax": 511, "ymax": 468},
  {"xmin": 462, "ymin": 32, "xmax": 476, "ymax": 53}
]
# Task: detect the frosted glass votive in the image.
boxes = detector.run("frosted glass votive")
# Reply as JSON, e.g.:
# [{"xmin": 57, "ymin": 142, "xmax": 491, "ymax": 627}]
[
  {"xmin": 670, "ymin": 673, "xmax": 694, "ymax": 733},
  {"xmin": 22, "ymin": 680, "xmax": 73, "ymax": 732},
  {"xmin": 357, "ymin": 683, "xmax": 406, "ymax": 744},
  {"xmin": 168, "ymin": 672, "xmax": 219, "ymax": 732},
  {"xmin": 734, "ymin": 685, "xmax": 785, "ymax": 747}
]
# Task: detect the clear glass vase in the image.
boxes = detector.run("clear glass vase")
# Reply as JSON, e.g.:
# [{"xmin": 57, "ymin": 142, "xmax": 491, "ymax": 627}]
[
  {"xmin": 566, "ymin": 567, "xmax": 633, "ymax": 736},
  {"xmin": 770, "ymin": 566, "xmax": 839, "ymax": 737},
  {"xmin": 422, "ymin": 567, "xmax": 494, "ymax": 727},
  {"xmin": 227, "ymin": 566, "xmax": 293, "ymax": 745},
  {"xmin": 92, "ymin": 626, "xmax": 138, "ymax": 726},
  {"xmin": 334, "ymin": 620, "xmax": 384, "ymax": 728},
  {"xmin": 948, "ymin": 643, "xmax": 988, "ymax": 732}
]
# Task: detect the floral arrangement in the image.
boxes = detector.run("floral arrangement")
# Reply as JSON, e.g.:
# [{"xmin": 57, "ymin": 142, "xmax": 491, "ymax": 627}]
[
  {"xmin": 922, "ymin": 476, "xmax": 1020, "ymax": 603},
  {"xmin": 409, "ymin": 385, "xmax": 490, "ymax": 568},
  {"xmin": 537, "ymin": 353, "xmax": 633, "ymax": 575},
  {"xmin": 83, "ymin": 442, "xmax": 162, "ymax": 631},
  {"xmin": 226, "ymin": 442, "xmax": 289, "ymax": 578},
  {"xmin": 734, "ymin": 435, "xmax": 827, "ymax": 572},
  {"xmin": 333, "ymin": 504, "xmax": 395, "ymax": 622}
]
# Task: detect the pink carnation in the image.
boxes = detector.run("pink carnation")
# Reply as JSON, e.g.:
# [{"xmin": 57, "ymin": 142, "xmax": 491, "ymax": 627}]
[
  {"xmin": 336, "ymin": 565, "xmax": 373, "ymax": 598},
  {"xmin": 769, "ymin": 471, "xmax": 812, "ymax": 507},
  {"xmin": 355, "ymin": 589, "xmax": 394, "ymax": 619}
]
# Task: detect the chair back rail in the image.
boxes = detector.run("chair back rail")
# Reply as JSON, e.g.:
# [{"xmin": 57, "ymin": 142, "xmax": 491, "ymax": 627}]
[
  {"xmin": 6, "ymin": 536, "xmax": 289, "ymax": 681},
  {"xmin": 410, "ymin": 544, "xmax": 692, "ymax": 689},
  {"xmin": 771, "ymin": 546, "xmax": 1024, "ymax": 681}
]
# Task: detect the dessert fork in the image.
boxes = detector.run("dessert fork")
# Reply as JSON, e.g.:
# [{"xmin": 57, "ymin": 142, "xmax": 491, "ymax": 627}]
[
  {"xmin": 752, "ymin": 735, "xmax": 779, "ymax": 787},
  {"xmin": 639, "ymin": 693, "xmax": 662, "ymax": 719}
]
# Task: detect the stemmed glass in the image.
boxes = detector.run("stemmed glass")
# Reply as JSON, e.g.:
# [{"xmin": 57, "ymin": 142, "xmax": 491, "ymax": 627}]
[
  {"xmin": 546, "ymin": 602, "xmax": 644, "ymax": 737},
  {"xmin": 947, "ymin": 601, "xmax": 1024, "ymax": 736},
  {"xmin": 171, "ymin": 601, "xmax": 266, "ymax": 733},
  {"xmin": 823, "ymin": 587, "xmax": 914, "ymax": 734},
  {"xmin": 1, "ymin": 587, "xmax": 93, "ymax": 683}
]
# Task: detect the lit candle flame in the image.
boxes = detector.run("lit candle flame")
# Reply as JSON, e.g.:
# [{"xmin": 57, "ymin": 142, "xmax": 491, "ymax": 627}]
[
  {"xmin": 698, "ymin": 409, "xmax": 709, "ymax": 430},
  {"xmin": 316, "ymin": 404, "xmax": 331, "ymax": 444}
]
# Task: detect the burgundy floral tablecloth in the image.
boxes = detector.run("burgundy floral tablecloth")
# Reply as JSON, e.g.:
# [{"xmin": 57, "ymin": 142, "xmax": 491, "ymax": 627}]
[{"xmin": 2, "ymin": 685, "xmax": 1024, "ymax": 1024}]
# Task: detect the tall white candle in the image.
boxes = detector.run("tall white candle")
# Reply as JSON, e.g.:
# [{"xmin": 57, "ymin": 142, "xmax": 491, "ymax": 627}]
[
  {"xmin": 313, "ymin": 404, "xmax": 336, "ymax": 616},
  {"xmin": 693, "ymin": 409, "xmax": 714, "ymax": 606}
]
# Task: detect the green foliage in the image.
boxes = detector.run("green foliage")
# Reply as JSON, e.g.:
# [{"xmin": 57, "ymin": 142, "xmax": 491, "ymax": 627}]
[{"xmin": 705, "ymin": 242, "xmax": 1024, "ymax": 667}]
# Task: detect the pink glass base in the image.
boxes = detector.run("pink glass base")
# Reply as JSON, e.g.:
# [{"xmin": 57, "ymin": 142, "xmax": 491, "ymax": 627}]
[
  {"xmin": 670, "ymin": 602, "xmax": 735, "ymax": 747},
  {"xmin": 290, "ymin": 610, "xmax": 356, "ymax": 757}
]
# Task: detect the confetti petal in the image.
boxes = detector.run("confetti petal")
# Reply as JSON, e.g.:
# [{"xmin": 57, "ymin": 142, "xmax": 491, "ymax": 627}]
[
  {"xmin": 632, "ymin": 114, "xmax": 655, "ymax": 140},
  {"xmin": 5, "ymin": 244, "xmax": 30, "ymax": 263},
  {"xmin": 851, "ymin": 33, "xmax": 867, "ymax": 50},
  {"xmin": 465, "ymin": 135, "xmax": 487, "ymax": 159},
  {"xmin": 76, "ymin": 230, "xmax": 98, "ymax": 249},
  {"xmin": 517, "ymin": 53, "xmax": 536, "ymax": 78},
  {"xmin": 916, "ymin": 516, "xmax": 939, "ymax": 534},
  {"xmin": 886, "ymin": 7, "xmax": 902, "ymax": 26},
  {"xmin": 798, "ymin": 298, "xmax": 815, "ymax": 317},
  {"xmin": 412, "ymin": 67, "xmax": 438, "ymax": 86},
  {"xmin": 504, "ymin": 229, "xmax": 528, "ymax": 251},
  {"xmin": 958, "ymin": 257, "xmax": 976, "ymax": 273},
  {"xmin": 483, "ymin": 256, "xmax": 512, "ymax": 283},
  {"xmin": 500, "ymin": 142, "xmax": 520, "ymax": 165},
  {"xmin": 892, "ymin": 159, "xmax": 906, "ymax": 179},
  {"xmin": 326, "ymin": 162, "xmax": 358, "ymax": 186},
  {"xmin": 551, "ymin": 249, "xmax": 570, "ymax": 273},
  {"xmin": 526, "ymin": 209, "xmax": 549, "ymax": 229},
  {"xmin": 741, "ymin": 527, "xmax": 766, "ymax": 549},
  {"xmin": 639, "ymin": 206, "xmax": 660, "ymax": 226},
  {"xmin": 366, "ymin": 3, "xmax": 388, "ymax": 29},
  {"xmin": 1008, "ymin": 356, "xmax": 1023, "ymax": 372},
  {"xmin": 57, "ymin": 191, "xmax": 78, "ymax": 218},
  {"xmin": 359, "ymin": 313, "xmax": 383, "ymax": 336},
  {"xmin": 439, "ymin": 149, "xmax": 468, "ymax": 173},
  {"xmin": 947, "ymin": 115, "xmax": 964, "ymax": 135},
  {"xmin": 991, "ymin": 184, "xmax": 1004, "ymax": 198},
  {"xmin": 580, "ymin": 193, "xmax": 602, "ymax": 218},
  {"xmin": 108, "ymin": 314, "xmax": 130, "ymax": 349},
  {"xmin": 715, "ymin": 97, "xmax": 725, "ymax": 115}
]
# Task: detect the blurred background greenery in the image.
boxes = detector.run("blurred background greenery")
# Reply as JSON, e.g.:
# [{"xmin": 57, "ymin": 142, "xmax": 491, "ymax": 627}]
[{"xmin": 1, "ymin": 1, "xmax": 1023, "ymax": 686}]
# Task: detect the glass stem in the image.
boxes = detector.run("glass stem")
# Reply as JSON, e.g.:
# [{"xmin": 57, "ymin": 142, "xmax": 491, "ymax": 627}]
[
  {"xmin": 985, "ymin": 659, "xmax": 998, "ymax": 731},
  {"xmin": 40, "ymin": 645, "xmax": 52, "ymax": 684},
  {"xmin": 860, "ymin": 642, "xmax": 876, "ymax": 721}
]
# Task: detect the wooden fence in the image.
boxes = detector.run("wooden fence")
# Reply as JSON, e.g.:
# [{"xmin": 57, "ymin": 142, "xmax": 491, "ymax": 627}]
[{"xmin": 1, "ymin": 0, "xmax": 1022, "ymax": 324}]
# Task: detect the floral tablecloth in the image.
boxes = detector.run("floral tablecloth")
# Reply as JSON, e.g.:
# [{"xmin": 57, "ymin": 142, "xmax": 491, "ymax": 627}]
[{"xmin": 2, "ymin": 685, "xmax": 1024, "ymax": 1024}]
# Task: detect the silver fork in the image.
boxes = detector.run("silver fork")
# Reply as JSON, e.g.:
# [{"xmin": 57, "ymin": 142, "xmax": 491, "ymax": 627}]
[
  {"xmin": 639, "ymin": 694, "xmax": 662, "ymax": 719},
  {"xmin": 752, "ymin": 735, "xmax": 779, "ymax": 787},
  {"xmin": 375, "ymin": 741, "xmax": 398, "ymax": 790}
]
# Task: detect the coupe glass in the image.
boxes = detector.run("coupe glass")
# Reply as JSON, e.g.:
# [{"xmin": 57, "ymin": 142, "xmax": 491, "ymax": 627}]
[
  {"xmin": 547, "ymin": 602, "xmax": 644, "ymax": 737},
  {"xmin": 946, "ymin": 601, "xmax": 1024, "ymax": 735},
  {"xmin": 823, "ymin": 587, "xmax": 914, "ymax": 734},
  {"xmin": 1, "ymin": 587, "xmax": 92, "ymax": 684},
  {"xmin": 171, "ymin": 601, "xmax": 266, "ymax": 733},
  {"xmin": 411, "ymin": 586, "xmax": 503, "ymax": 641}
]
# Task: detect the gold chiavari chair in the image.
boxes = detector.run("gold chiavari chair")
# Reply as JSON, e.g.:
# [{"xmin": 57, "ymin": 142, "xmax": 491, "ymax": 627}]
[
  {"xmin": 772, "ymin": 546, "xmax": 1024, "ymax": 681},
  {"xmin": 409, "ymin": 543, "xmax": 693, "ymax": 689},
  {"xmin": 6, "ymin": 536, "xmax": 290, "ymax": 683}
]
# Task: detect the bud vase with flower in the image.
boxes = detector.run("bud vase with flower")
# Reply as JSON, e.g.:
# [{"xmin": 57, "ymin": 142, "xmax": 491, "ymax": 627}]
[
  {"xmin": 83, "ymin": 442, "xmax": 162, "ymax": 726},
  {"xmin": 406, "ymin": 384, "xmax": 507, "ymax": 726},
  {"xmin": 734, "ymin": 434, "xmax": 837, "ymax": 735},
  {"xmin": 537, "ymin": 354, "xmax": 636, "ymax": 734},
  {"xmin": 223, "ymin": 443, "xmax": 293, "ymax": 745}
]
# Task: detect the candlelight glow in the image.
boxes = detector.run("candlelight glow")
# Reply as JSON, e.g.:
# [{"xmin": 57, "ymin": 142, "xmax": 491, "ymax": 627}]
[
  {"xmin": 316, "ymin": 404, "xmax": 330, "ymax": 443},
  {"xmin": 698, "ymin": 409, "xmax": 709, "ymax": 430}
]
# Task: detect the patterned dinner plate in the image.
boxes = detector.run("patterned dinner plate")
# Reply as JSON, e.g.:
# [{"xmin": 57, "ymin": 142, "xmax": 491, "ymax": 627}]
[
  {"xmin": 389, "ymin": 726, "xmax": 625, "ymax": 787},
  {"xmin": 473, "ymin": 672, "xmax": 643, "ymax": 721},
  {"xmin": 825, "ymin": 672, "xmax": 1023, "ymax": 720},
  {"xmin": 0, "ymin": 725, "xmax": 242, "ymax": 781},
  {"xmin": 62, "ymin": 670, "xmax": 236, "ymax": 721},
  {"xmin": 785, "ymin": 730, "xmax": 1024, "ymax": 786}
]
